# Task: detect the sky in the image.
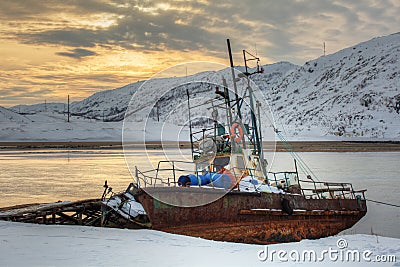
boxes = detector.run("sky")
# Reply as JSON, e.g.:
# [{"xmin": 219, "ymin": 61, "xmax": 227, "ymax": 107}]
[{"xmin": 1, "ymin": 0, "xmax": 399, "ymax": 107}]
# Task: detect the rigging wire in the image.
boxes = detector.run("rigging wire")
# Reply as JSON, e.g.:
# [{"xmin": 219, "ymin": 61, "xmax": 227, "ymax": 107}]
[
  {"xmin": 275, "ymin": 131, "xmax": 321, "ymax": 182},
  {"xmin": 273, "ymin": 125, "xmax": 400, "ymax": 207},
  {"xmin": 260, "ymin": 112, "xmax": 321, "ymax": 181},
  {"xmin": 258, "ymin": 107, "xmax": 320, "ymax": 182},
  {"xmin": 366, "ymin": 199, "xmax": 400, "ymax": 208},
  {"xmin": 273, "ymin": 125, "xmax": 399, "ymax": 207}
]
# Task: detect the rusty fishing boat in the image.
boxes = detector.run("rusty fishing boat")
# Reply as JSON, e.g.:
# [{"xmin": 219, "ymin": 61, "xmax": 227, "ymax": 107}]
[{"xmin": 102, "ymin": 40, "xmax": 367, "ymax": 244}]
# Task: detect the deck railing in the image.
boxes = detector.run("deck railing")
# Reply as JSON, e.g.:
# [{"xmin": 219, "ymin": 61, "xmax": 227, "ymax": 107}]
[
  {"xmin": 297, "ymin": 180, "xmax": 366, "ymax": 200},
  {"xmin": 135, "ymin": 160, "xmax": 195, "ymax": 187},
  {"xmin": 134, "ymin": 160, "xmax": 366, "ymax": 200}
]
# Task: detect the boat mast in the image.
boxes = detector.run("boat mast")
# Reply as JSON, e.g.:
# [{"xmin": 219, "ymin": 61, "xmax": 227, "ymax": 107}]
[
  {"xmin": 222, "ymin": 77, "xmax": 233, "ymax": 126},
  {"xmin": 242, "ymin": 49, "xmax": 268, "ymax": 182},
  {"xmin": 226, "ymin": 39, "xmax": 247, "ymax": 150},
  {"xmin": 226, "ymin": 39, "xmax": 242, "ymax": 120},
  {"xmin": 243, "ymin": 50, "xmax": 261, "ymax": 155},
  {"xmin": 186, "ymin": 69, "xmax": 194, "ymax": 160}
]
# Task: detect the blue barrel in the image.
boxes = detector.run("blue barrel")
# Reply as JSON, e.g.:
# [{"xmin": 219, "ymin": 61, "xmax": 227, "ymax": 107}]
[
  {"xmin": 178, "ymin": 174, "xmax": 210, "ymax": 186},
  {"xmin": 199, "ymin": 174, "xmax": 211, "ymax": 185},
  {"xmin": 202, "ymin": 172, "xmax": 214, "ymax": 184},
  {"xmin": 179, "ymin": 172, "xmax": 235, "ymax": 188},
  {"xmin": 188, "ymin": 174, "xmax": 201, "ymax": 186},
  {"xmin": 178, "ymin": 175, "xmax": 191, "ymax": 186},
  {"xmin": 211, "ymin": 173, "xmax": 233, "ymax": 189}
]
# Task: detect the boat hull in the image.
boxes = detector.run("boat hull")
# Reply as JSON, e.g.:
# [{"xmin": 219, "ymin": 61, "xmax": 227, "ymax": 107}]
[{"xmin": 134, "ymin": 187, "xmax": 367, "ymax": 244}]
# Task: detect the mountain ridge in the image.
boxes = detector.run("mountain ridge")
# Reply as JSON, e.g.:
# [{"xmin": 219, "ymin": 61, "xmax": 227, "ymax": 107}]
[{"xmin": 7, "ymin": 32, "xmax": 400, "ymax": 140}]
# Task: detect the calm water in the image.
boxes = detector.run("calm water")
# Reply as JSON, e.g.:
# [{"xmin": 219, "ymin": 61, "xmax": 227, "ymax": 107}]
[{"xmin": 0, "ymin": 149, "xmax": 399, "ymax": 238}]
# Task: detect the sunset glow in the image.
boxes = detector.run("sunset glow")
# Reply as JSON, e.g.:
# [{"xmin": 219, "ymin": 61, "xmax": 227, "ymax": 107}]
[{"xmin": 1, "ymin": 0, "xmax": 399, "ymax": 106}]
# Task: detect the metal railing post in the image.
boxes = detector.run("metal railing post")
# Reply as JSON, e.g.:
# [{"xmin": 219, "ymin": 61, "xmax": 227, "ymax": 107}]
[{"xmin": 172, "ymin": 161, "xmax": 176, "ymax": 186}]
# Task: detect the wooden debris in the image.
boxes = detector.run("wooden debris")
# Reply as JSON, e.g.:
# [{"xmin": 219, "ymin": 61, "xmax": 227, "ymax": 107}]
[{"xmin": 0, "ymin": 199, "xmax": 102, "ymax": 226}]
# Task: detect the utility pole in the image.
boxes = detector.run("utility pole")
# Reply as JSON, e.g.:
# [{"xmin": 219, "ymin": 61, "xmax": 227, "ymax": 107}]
[
  {"xmin": 44, "ymin": 100, "xmax": 47, "ymax": 112},
  {"xmin": 67, "ymin": 95, "xmax": 70, "ymax": 123}
]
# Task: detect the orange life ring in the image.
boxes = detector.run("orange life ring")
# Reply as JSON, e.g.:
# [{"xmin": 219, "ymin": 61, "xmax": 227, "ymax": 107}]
[{"xmin": 230, "ymin": 122, "xmax": 243, "ymax": 143}]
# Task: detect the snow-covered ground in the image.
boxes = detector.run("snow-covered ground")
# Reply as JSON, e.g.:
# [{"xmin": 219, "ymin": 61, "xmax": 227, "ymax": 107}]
[
  {"xmin": 0, "ymin": 221, "xmax": 398, "ymax": 266},
  {"xmin": 0, "ymin": 112, "xmax": 123, "ymax": 142},
  {"xmin": 0, "ymin": 110, "xmax": 189, "ymax": 142},
  {"xmin": 0, "ymin": 109, "xmax": 396, "ymax": 142}
]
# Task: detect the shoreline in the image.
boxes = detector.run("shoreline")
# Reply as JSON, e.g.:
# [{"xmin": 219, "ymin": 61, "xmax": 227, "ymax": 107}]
[{"xmin": 1, "ymin": 141, "xmax": 400, "ymax": 152}]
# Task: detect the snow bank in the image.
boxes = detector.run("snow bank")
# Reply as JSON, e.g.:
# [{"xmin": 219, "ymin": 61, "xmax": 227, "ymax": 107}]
[{"xmin": 0, "ymin": 221, "xmax": 398, "ymax": 266}]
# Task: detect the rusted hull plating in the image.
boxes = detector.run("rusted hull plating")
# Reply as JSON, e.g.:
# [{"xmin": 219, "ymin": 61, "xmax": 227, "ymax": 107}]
[{"xmin": 134, "ymin": 187, "xmax": 367, "ymax": 244}]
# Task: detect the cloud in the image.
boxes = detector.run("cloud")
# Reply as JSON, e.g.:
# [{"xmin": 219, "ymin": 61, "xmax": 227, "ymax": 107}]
[
  {"xmin": 0, "ymin": 87, "xmax": 53, "ymax": 101},
  {"xmin": 1, "ymin": 0, "xmax": 400, "ymax": 106},
  {"xmin": 0, "ymin": 0, "xmax": 121, "ymax": 19},
  {"xmin": 9, "ymin": 0, "xmax": 397, "ymax": 65},
  {"xmin": 16, "ymin": 6, "xmax": 224, "ymax": 53},
  {"xmin": 56, "ymin": 48, "xmax": 97, "ymax": 59},
  {"xmin": 20, "ymin": 29, "xmax": 100, "ymax": 48}
]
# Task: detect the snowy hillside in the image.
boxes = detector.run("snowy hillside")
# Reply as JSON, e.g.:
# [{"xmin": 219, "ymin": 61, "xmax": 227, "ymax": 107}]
[
  {"xmin": 0, "ymin": 106, "xmax": 29, "ymax": 123},
  {"xmin": 74, "ymin": 62, "xmax": 296, "ymax": 124},
  {"xmin": 70, "ymin": 82, "xmax": 146, "ymax": 121},
  {"xmin": 263, "ymin": 33, "xmax": 400, "ymax": 139},
  {"xmin": 6, "ymin": 32, "xmax": 400, "ymax": 141},
  {"xmin": 0, "ymin": 108, "xmax": 122, "ymax": 142},
  {"xmin": 0, "ymin": 107, "xmax": 187, "ymax": 142}
]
